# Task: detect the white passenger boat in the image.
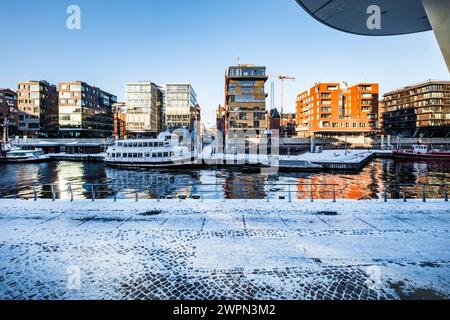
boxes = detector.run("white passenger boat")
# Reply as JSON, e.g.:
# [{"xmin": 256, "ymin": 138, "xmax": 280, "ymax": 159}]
[
  {"xmin": 0, "ymin": 144, "xmax": 50, "ymax": 163},
  {"xmin": 105, "ymin": 131, "xmax": 197, "ymax": 169}
]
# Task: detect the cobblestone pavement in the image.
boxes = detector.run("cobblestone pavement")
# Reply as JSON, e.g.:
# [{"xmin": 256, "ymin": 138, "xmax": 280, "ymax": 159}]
[{"xmin": 0, "ymin": 200, "xmax": 449, "ymax": 300}]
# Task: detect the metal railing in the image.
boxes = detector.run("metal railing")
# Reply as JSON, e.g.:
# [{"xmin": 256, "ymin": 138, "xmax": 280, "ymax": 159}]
[
  {"xmin": 0, "ymin": 182, "xmax": 449, "ymax": 203},
  {"xmin": 0, "ymin": 182, "xmax": 344, "ymax": 202},
  {"xmin": 383, "ymin": 183, "xmax": 449, "ymax": 203}
]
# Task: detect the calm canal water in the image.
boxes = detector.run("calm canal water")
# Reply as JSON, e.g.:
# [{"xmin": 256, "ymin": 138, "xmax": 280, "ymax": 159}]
[{"xmin": 0, "ymin": 159, "xmax": 449, "ymax": 200}]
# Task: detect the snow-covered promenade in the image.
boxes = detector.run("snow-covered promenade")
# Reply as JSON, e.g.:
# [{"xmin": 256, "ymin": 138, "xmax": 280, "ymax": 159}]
[{"xmin": 0, "ymin": 199, "xmax": 449, "ymax": 300}]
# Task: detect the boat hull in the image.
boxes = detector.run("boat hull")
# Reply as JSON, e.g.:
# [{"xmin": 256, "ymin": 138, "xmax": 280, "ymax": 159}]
[
  {"xmin": 393, "ymin": 151, "xmax": 450, "ymax": 161},
  {"xmin": 105, "ymin": 158, "xmax": 198, "ymax": 169},
  {"xmin": 0, "ymin": 156, "xmax": 50, "ymax": 163}
]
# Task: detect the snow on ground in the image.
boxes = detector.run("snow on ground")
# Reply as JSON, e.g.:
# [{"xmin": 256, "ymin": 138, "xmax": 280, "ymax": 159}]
[{"xmin": 0, "ymin": 199, "xmax": 448, "ymax": 300}]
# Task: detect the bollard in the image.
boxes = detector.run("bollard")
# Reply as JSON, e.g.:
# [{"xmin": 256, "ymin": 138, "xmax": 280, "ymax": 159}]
[
  {"xmin": 288, "ymin": 185, "xmax": 292, "ymax": 203},
  {"xmin": 422, "ymin": 186, "xmax": 426, "ymax": 203},
  {"xmin": 266, "ymin": 186, "xmax": 270, "ymax": 203},
  {"xmin": 310, "ymin": 184, "xmax": 314, "ymax": 202},
  {"xmin": 384, "ymin": 190, "xmax": 388, "ymax": 202},
  {"xmin": 33, "ymin": 186, "xmax": 37, "ymax": 202},
  {"xmin": 135, "ymin": 190, "xmax": 139, "ymax": 202},
  {"xmin": 113, "ymin": 188, "xmax": 117, "ymax": 202},
  {"xmin": 445, "ymin": 186, "xmax": 448, "ymax": 202},
  {"xmin": 51, "ymin": 184, "xmax": 56, "ymax": 202},
  {"xmin": 91, "ymin": 185, "xmax": 95, "ymax": 202},
  {"xmin": 403, "ymin": 191, "xmax": 407, "ymax": 203},
  {"xmin": 68, "ymin": 185, "xmax": 73, "ymax": 202},
  {"xmin": 332, "ymin": 185, "xmax": 336, "ymax": 203}
]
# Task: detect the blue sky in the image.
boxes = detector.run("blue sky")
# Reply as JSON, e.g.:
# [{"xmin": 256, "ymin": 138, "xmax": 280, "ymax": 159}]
[{"xmin": 1, "ymin": 0, "xmax": 448, "ymax": 126}]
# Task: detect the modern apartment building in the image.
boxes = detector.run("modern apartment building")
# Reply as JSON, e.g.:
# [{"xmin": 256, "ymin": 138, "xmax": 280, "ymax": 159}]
[
  {"xmin": 224, "ymin": 65, "xmax": 268, "ymax": 135},
  {"xmin": 17, "ymin": 81, "xmax": 58, "ymax": 138},
  {"xmin": 125, "ymin": 81, "xmax": 162, "ymax": 137},
  {"xmin": 58, "ymin": 81, "xmax": 117, "ymax": 138},
  {"xmin": 382, "ymin": 80, "xmax": 450, "ymax": 137},
  {"xmin": 113, "ymin": 102, "xmax": 127, "ymax": 140},
  {"xmin": 0, "ymin": 89, "xmax": 19, "ymax": 134},
  {"xmin": 165, "ymin": 83, "xmax": 200, "ymax": 131},
  {"xmin": 296, "ymin": 82, "xmax": 379, "ymax": 138}
]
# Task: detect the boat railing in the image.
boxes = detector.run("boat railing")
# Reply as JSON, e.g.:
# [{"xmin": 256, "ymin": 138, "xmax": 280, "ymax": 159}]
[{"xmin": 0, "ymin": 182, "xmax": 448, "ymax": 202}]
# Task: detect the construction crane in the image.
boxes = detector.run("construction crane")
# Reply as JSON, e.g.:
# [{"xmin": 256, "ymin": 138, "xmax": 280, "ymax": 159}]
[
  {"xmin": 279, "ymin": 75, "xmax": 296, "ymax": 115},
  {"xmin": 268, "ymin": 75, "xmax": 296, "ymax": 115}
]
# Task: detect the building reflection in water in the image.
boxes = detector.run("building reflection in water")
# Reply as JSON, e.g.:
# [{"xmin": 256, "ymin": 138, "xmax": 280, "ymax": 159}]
[{"xmin": 0, "ymin": 159, "xmax": 448, "ymax": 200}]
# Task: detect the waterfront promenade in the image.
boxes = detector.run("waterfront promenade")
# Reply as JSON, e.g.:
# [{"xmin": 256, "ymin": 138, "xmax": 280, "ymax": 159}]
[{"xmin": 0, "ymin": 199, "xmax": 449, "ymax": 300}]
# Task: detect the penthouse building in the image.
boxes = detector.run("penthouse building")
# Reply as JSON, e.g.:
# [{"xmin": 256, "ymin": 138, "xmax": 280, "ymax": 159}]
[
  {"xmin": 383, "ymin": 80, "xmax": 450, "ymax": 138},
  {"xmin": 224, "ymin": 65, "xmax": 268, "ymax": 135},
  {"xmin": 17, "ymin": 81, "xmax": 58, "ymax": 138},
  {"xmin": 296, "ymin": 82, "xmax": 379, "ymax": 138},
  {"xmin": 58, "ymin": 81, "xmax": 117, "ymax": 138}
]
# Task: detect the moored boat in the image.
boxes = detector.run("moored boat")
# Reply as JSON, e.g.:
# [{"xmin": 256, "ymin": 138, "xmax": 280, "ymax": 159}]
[
  {"xmin": 393, "ymin": 145, "xmax": 450, "ymax": 161},
  {"xmin": 105, "ymin": 131, "xmax": 197, "ymax": 169}
]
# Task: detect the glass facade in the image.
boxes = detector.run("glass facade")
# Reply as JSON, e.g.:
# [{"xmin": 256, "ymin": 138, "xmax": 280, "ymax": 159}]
[
  {"xmin": 165, "ymin": 84, "xmax": 200, "ymax": 131},
  {"xmin": 125, "ymin": 82, "xmax": 159, "ymax": 136}
]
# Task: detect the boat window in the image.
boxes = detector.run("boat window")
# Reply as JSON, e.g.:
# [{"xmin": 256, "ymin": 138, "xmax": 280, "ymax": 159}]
[
  {"xmin": 137, "ymin": 142, "xmax": 143, "ymax": 148},
  {"xmin": 133, "ymin": 142, "xmax": 138, "ymax": 148},
  {"xmin": 145, "ymin": 153, "xmax": 150, "ymax": 157},
  {"xmin": 117, "ymin": 143, "xmax": 122, "ymax": 147},
  {"xmin": 158, "ymin": 153, "xmax": 163, "ymax": 158},
  {"xmin": 143, "ymin": 142, "xmax": 148, "ymax": 147},
  {"xmin": 152, "ymin": 153, "xmax": 157, "ymax": 158},
  {"xmin": 138, "ymin": 153, "xmax": 143, "ymax": 158},
  {"xmin": 163, "ymin": 152, "xmax": 169, "ymax": 157},
  {"xmin": 165, "ymin": 142, "xmax": 169, "ymax": 146},
  {"xmin": 133, "ymin": 153, "xmax": 138, "ymax": 158},
  {"xmin": 159, "ymin": 142, "xmax": 164, "ymax": 147}
]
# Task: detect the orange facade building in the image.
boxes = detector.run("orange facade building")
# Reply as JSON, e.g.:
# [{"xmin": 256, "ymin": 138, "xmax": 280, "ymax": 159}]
[{"xmin": 296, "ymin": 83, "xmax": 379, "ymax": 138}]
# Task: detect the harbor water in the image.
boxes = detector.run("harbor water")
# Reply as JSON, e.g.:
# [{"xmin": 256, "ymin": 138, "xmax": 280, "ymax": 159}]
[{"xmin": 0, "ymin": 159, "xmax": 449, "ymax": 200}]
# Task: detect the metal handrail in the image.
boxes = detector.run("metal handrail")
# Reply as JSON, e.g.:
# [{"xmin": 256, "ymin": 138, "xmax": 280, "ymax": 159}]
[{"xmin": 0, "ymin": 182, "xmax": 448, "ymax": 202}]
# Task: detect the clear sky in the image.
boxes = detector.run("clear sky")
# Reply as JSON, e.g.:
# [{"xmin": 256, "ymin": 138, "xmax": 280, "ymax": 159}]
[{"xmin": 1, "ymin": 0, "xmax": 448, "ymax": 127}]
